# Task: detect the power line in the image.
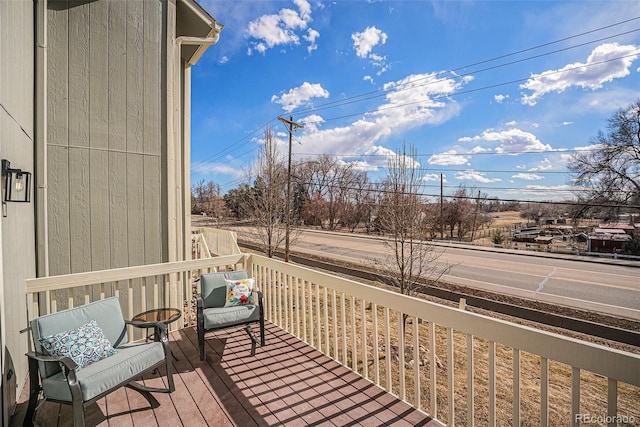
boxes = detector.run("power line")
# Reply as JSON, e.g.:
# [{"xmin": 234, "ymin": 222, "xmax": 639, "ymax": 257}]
[
  {"xmin": 191, "ymin": 18, "xmax": 640, "ymax": 178},
  {"xmin": 310, "ymin": 52, "xmax": 640, "ymax": 124},
  {"xmin": 292, "ymin": 19, "xmax": 640, "ymax": 116},
  {"xmin": 295, "ymin": 181, "xmax": 640, "ymax": 209},
  {"xmin": 294, "ymin": 146, "xmax": 599, "ymax": 158},
  {"xmin": 191, "ymin": 117, "xmax": 278, "ymax": 172}
]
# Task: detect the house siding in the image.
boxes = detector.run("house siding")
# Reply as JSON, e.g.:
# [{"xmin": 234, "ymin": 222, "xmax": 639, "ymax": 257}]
[
  {"xmin": 0, "ymin": 0, "xmax": 36, "ymax": 423},
  {"xmin": 46, "ymin": 0, "xmax": 167, "ymax": 278}
]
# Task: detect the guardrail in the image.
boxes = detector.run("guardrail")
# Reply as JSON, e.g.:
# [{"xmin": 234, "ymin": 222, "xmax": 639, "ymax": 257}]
[
  {"xmin": 191, "ymin": 233, "xmax": 212, "ymax": 259},
  {"xmin": 248, "ymin": 254, "xmax": 640, "ymax": 427},
  {"xmin": 191, "ymin": 227, "xmax": 241, "ymax": 256},
  {"xmin": 25, "ymin": 254, "xmax": 246, "ymax": 341},
  {"xmin": 24, "ymin": 253, "xmax": 639, "ymax": 426}
]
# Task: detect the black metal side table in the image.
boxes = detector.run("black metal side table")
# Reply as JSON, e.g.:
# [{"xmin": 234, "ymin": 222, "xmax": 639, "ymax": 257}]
[{"xmin": 131, "ymin": 308, "xmax": 182, "ymax": 360}]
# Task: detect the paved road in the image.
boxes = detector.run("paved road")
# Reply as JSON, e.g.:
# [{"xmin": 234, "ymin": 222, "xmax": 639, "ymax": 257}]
[{"xmin": 264, "ymin": 228, "xmax": 640, "ymax": 320}]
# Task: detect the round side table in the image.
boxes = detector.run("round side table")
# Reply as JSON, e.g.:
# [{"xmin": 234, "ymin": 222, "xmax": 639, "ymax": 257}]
[{"xmin": 131, "ymin": 308, "xmax": 182, "ymax": 360}]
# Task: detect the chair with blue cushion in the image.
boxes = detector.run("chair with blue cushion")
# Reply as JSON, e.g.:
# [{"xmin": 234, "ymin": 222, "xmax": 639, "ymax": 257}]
[
  {"xmin": 25, "ymin": 297, "xmax": 174, "ymax": 427},
  {"xmin": 196, "ymin": 270, "xmax": 265, "ymax": 360}
]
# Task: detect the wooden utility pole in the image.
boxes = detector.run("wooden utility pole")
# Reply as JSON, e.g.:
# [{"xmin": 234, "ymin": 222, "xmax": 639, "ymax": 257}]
[
  {"xmin": 440, "ymin": 173, "xmax": 444, "ymax": 239},
  {"xmin": 471, "ymin": 190, "xmax": 481, "ymax": 242},
  {"xmin": 278, "ymin": 116, "xmax": 304, "ymax": 262}
]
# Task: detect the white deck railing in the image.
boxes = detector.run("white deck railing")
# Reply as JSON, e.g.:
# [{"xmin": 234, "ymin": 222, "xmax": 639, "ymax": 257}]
[
  {"xmin": 191, "ymin": 227, "xmax": 241, "ymax": 256},
  {"xmin": 25, "ymin": 255, "xmax": 246, "ymax": 340},
  {"xmin": 191, "ymin": 233, "xmax": 212, "ymax": 259},
  {"xmin": 25, "ymin": 253, "xmax": 640, "ymax": 426}
]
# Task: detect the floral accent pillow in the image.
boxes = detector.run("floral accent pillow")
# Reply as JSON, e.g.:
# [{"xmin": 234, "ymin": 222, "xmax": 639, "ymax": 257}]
[
  {"xmin": 224, "ymin": 278, "xmax": 255, "ymax": 306},
  {"xmin": 38, "ymin": 320, "xmax": 118, "ymax": 371}
]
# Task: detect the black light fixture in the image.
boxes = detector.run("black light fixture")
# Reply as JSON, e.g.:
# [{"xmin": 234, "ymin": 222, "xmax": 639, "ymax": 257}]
[{"xmin": 2, "ymin": 159, "xmax": 31, "ymax": 216}]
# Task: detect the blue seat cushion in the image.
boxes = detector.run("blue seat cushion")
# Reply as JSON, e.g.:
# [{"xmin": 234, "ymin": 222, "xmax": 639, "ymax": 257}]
[
  {"xmin": 41, "ymin": 341, "xmax": 165, "ymax": 403},
  {"xmin": 202, "ymin": 304, "xmax": 260, "ymax": 330}
]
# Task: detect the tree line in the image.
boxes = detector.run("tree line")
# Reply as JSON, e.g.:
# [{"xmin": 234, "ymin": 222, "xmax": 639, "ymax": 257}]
[{"xmin": 193, "ymin": 101, "xmax": 640, "ymax": 256}]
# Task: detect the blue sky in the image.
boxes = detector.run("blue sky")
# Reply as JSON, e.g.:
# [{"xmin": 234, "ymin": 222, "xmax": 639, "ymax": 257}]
[{"xmin": 190, "ymin": 0, "xmax": 640, "ymax": 202}]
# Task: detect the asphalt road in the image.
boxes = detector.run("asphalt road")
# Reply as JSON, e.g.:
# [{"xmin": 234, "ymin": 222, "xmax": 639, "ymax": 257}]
[{"xmin": 282, "ymin": 228, "xmax": 640, "ymax": 320}]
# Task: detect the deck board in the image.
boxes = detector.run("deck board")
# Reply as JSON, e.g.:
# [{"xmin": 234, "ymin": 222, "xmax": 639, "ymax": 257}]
[{"xmin": 11, "ymin": 322, "xmax": 440, "ymax": 426}]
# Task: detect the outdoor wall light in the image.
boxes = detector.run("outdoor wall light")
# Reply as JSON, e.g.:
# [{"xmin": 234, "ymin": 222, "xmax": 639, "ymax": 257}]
[{"xmin": 2, "ymin": 159, "xmax": 31, "ymax": 216}]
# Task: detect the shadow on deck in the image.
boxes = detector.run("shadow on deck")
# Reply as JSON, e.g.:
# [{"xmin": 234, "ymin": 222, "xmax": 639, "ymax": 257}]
[{"xmin": 11, "ymin": 322, "xmax": 441, "ymax": 426}]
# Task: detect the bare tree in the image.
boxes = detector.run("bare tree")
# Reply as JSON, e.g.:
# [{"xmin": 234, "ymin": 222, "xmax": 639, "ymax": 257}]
[
  {"xmin": 442, "ymin": 187, "xmax": 474, "ymax": 240},
  {"xmin": 342, "ymin": 172, "xmax": 375, "ymax": 232},
  {"xmin": 223, "ymin": 183, "xmax": 252, "ymax": 220},
  {"xmin": 298, "ymin": 155, "xmax": 357, "ymax": 230},
  {"xmin": 191, "ymin": 180, "xmax": 224, "ymax": 218},
  {"xmin": 247, "ymin": 126, "xmax": 288, "ymax": 257},
  {"xmin": 568, "ymin": 100, "xmax": 640, "ymax": 218},
  {"xmin": 374, "ymin": 144, "xmax": 448, "ymax": 318}
]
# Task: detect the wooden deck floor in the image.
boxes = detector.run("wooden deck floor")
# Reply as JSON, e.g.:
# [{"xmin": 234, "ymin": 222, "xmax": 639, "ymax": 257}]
[{"xmin": 12, "ymin": 322, "xmax": 440, "ymax": 426}]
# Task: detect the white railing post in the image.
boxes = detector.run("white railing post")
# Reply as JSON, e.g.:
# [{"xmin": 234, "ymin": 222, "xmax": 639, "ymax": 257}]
[
  {"xmin": 541, "ymin": 357, "xmax": 549, "ymax": 427},
  {"xmin": 467, "ymin": 334, "xmax": 474, "ymax": 427},
  {"xmin": 513, "ymin": 348, "xmax": 520, "ymax": 426},
  {"xmin": 572, "ymin": 367, "xmax": 581, "ymax": 427}
]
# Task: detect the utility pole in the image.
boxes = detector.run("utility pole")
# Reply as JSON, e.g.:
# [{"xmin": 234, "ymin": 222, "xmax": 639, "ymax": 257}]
[
  {"xmin": 278, "ymin": 116, "xmax": 304, "ymax": 262},
  {"xmin": 471, "ymin": 190, "xmax": 481, "ymax": 242},
  {"xmin": 440, "ymin": 173, "xmax": 444, "ymax": 239}
]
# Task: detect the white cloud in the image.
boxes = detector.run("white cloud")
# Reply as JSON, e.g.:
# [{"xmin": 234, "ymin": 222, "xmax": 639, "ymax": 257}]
[
  {"xmin": 562, "ymin": 121, "xmax": 573, "ymax": 126},
  {"xmin": 560, "ymin": 143, "xmax": 602, "ymax": 162},
  {"xmin": 246, "ymin": 1, "xmax": 318, "ymax": 55},
  {"xmin": 299, "ymin": 114, "xmax": 324, "ymax": 131},
  {"xmin": 459, "ymin": 128, "xmax": 552, "ymax": 154},
  {"xmin": 352, "ymin": 26, "xmax": 388, "ymax": 58},
  {"xmin": 506, "ymin": 184, "xmax": 577, "ymax": 201},
  {"xmin": 529, "ymin": 158, "xmax": 553, "ymax": 172},
  {"xmin": 363, "ymin": 75, "xmax": 374, "ymax": 84},
  {"xmin": 428, "ymin": 150, "xmax": 469, "ymax": 166},
  {"xmin": 359, "ymin": 145, "xmax": 421, "ymax": 169},
  {"xmin": 272, "ymin": 82, "xmax": 329, "ymax": 112},
  {"xmin": 520, "ymin": 42, "xmax": 640, "ymax": 106},
  {"xmin": 454, "ymin": 170, "xmax": 501, "ymax": 183},
  {"xmin": 470, "ymin": 146, "xmax": 489, "ymax": 154},
  {"xmin": 352, "ymin": 26, "xmax": 390, "ymax": 75},
  {"xmin": 505, "ymin": 120, "xmax": 518, "ymax": 126},
  {"xmin": 337, "ymin": 159, "xmax": 379, "ymax": 172},
  {"xmin": 219, "ymin": 56, "xmax": 229, "ymax": 64},
  {"xmin": 294, "ymin": 0, "xmax": 311, "ymax": 20},
  {"xmin": 365, "ymin": 145, "xmax": 396, "ymax": 157},
  {"xmin": 422, "ymin": 173, "xmax": 445, "ymax": 182},
  {"xmin": 304, "ymin": 28, "xmax": 320, "ymax": 53},
  {"xmin": 494, "ymin": 94, "xmax": 509, "ymax": 104},
  {"xmin": 512, "ymin": 173, "xmax": 544, "ymax": 181},
  {"xmin": 193, "ymin": 162, "xmax": 246, "ymax": 179},
  {"xmin": 293, "ymin": 72, "xmax": 469, "ymax": 157}
]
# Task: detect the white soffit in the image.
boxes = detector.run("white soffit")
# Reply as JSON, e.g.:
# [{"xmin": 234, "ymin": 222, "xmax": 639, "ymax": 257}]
[{"xmin": 176, "ymin": 0, "xmax": 224, "ymax": 65}]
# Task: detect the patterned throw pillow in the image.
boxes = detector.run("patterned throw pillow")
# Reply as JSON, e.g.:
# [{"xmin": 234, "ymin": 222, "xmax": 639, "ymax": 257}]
[
  {"xmin": 38, "ymin": 320, "xmax": 118, "ymax": 371},
  {"xmin": 224, "ymin": 278, "xmax": 255, "ymax": 306}
]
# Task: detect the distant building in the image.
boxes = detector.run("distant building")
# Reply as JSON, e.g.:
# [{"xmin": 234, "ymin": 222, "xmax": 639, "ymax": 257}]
[
  {"xmin": 587, "ymin": 228, "xmax": 633, "ymax": 253},
  {"xmin": 598, "ymin": 223, "xmax": 636, "ymax": 236}
]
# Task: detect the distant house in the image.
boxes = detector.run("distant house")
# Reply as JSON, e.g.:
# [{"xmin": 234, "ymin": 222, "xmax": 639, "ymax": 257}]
[
  {"xmin": 587, "ymin": 228, "xmax": 632, "ymax": 253},
  {"xmin": 598, "ymin": 223, "xmax": 636, "ymax": 236},
  {"xmin": 0, "ymin": 0, "xmax": 222, "ymax": 422},
  {"xmin": 512, "ymin": 227, "xmax": 541, "ymax": 243}
]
